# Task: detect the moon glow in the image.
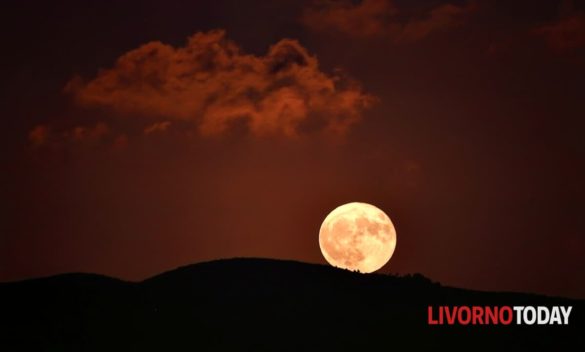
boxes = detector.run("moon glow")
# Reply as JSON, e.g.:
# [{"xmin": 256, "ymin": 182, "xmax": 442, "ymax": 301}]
[{"xmin": 319, "ymin": 202, "xmax": 396, "ymax": 273}]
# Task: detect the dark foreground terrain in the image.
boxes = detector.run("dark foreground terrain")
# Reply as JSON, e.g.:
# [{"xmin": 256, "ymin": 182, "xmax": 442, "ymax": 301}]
[{"xmin": 1, "ymin": 258, "xmax": 583, "ymax": 351}]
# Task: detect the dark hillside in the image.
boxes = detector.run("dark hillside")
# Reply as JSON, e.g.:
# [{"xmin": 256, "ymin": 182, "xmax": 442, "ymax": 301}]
[{"xmin": 1, "ymin": 258, "xmax": 583, "ymax": 351}]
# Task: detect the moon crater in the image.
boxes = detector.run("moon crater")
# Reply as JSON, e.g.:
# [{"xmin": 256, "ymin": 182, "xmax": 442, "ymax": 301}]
[{"xmin": 319, "ymin": 202, "xmax": 396, "ymax": 273}]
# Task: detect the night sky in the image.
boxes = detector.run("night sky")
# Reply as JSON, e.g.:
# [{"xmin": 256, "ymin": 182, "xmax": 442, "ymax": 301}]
[{"xmin": 2, "ymin": 0, "xmax": 584, "ymax": 298}]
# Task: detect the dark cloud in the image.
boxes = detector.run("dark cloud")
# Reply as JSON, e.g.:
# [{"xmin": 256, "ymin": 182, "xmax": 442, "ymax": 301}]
[
  {"xmin": 66, "ymin": 30, "xmax": 374, "ymax": 138},
  {"xmin": 27, "ymin": 122, "xmax": 113, "ymax": 149},
  {"xmin": 535, "ymin": 13, "xmax": 585, "ymax": 51},
  {"xmin": 301, "ymin": 0, "xmax": 394, "ymax": 38},
  {"xmin": 392, "ymin": 2, "xmax": 477, "ymax": 43},
  {"xmin": 28, "ymin": 125, "xmax": 49, "ymax": 147},
  {"xmin": 301, "ymin": 0, "xmax": 477, "ymax": 43}
]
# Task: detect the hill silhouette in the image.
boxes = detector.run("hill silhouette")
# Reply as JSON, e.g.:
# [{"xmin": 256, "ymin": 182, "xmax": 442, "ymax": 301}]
[{"xmin": 0, "ymin": 258, "xmax": 583, "ymax": 351}]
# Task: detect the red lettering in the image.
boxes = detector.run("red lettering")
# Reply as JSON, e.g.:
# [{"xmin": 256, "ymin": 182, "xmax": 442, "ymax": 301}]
[
  {"xmin": 458, "ymin": 306, "xmax": 471, "ymax": 325},
  {"xmin": 428, "ymin": 306, "xmax": 439, "ymax": 325},
  {"xmin": 472, "ymin": 306, "xmax": 484, "ymax": 324},
  {"xmin": 500, "ymin": 306, "xmax": 513, "ymax": 325},
  {"xmin": 445, "ymin": 306, "xmax": 457, "ymax": 324},
  {"xmin": 427, "ymin": 306, "xmax": 515, "ymax": 325},
  {"xmin": 484, "ymin": 306, "xmax": 498, "ymax": 324}
]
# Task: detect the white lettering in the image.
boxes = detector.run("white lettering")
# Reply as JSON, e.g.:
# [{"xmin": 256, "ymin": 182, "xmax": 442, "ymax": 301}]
[
  {"xmin": 513, "ymin": 306, "xmax": 524, "ymax": 324},
  {"xmin": 536, "ymin": 306, "xmax": 550, "ymax": 325},
  {"xmin": 549, "ymin": 307, "xmax": 562, "ymax": 324},
  {"xmin": 560, "ymin": 306, "xmax": 573, "ymax": 325},
  {"xmin": 523, "ymin": 306, "xmax": 536, "ymax": 325}
]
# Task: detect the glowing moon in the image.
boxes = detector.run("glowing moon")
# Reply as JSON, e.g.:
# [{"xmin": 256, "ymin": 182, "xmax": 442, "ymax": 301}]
[{"xmin": 319, "ymin": 202, "xmax": 396, "ymax": 273}]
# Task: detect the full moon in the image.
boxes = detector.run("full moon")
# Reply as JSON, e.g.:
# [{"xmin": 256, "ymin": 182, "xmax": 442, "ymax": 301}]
[{"xmin": 319, "ymin": 202, "xmax": 396, "ymax": 273}]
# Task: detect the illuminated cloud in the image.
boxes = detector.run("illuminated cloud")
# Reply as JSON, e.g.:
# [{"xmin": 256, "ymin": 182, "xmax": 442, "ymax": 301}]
[
  {"xmin": 69, "ymin": 122, "xmax": 109, "ymax": 142},
  {"xmin": 66, "ymin": 30, "xmax": 374, "ymax": 138},
  {"xmin": 301, "ymin": 0, "xmax": 476, "ymax": 43},
  {"xmin": 144, "ymin": 121, "xmax": 171, "ymax": 135},
  {"xmin": 535, "ymin": 13, "xmax": 585, "ymax": 51}
]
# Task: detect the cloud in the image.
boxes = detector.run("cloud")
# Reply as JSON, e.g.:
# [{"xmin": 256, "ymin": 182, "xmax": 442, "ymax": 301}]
[
  {"xmin": 28, "ymin": 125, "xmax": 49, "ymax": 147},
  {"xmin": 393, "ymin": 2, "xmax": 475, "ymax": 43},
  {"xmin": 534, "ymin": 13, "xmax": 585, "ymax": 51},
  {"xmin": 144, "ymin": 121, "xmax": 171, "ymax": 135},
  {"xmin": 301, "ymin": 0, "xmax": 394, "ymax": 38},
  {"xmin": 66, "ymin": 30, "xmax": 374, "ymax": 138},
  {"xmin": 69, "ymin": 122, "xmax": 109, "ymax": 142},
  {"xmin": 27, "ymin": 122, "xmax": 113, "ymax": 149},
  {"xmin": 112, "ymin": 134, "xmax": 129, "ymax": 150},
  {"xmin": 301, "ymin": 0, "xmax": 476, "ymax": 43}
]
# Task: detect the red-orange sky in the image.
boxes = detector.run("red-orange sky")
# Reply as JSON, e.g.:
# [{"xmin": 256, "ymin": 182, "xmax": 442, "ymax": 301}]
[{"xmin": 1, "ymin": 0, "xmax": 585, "ymax": 298}]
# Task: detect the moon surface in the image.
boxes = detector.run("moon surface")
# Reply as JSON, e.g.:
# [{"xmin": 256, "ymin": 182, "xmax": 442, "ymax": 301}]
[{"xmin": 319, "ymin": 202, "xmax": 396, "ymax": 273}]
